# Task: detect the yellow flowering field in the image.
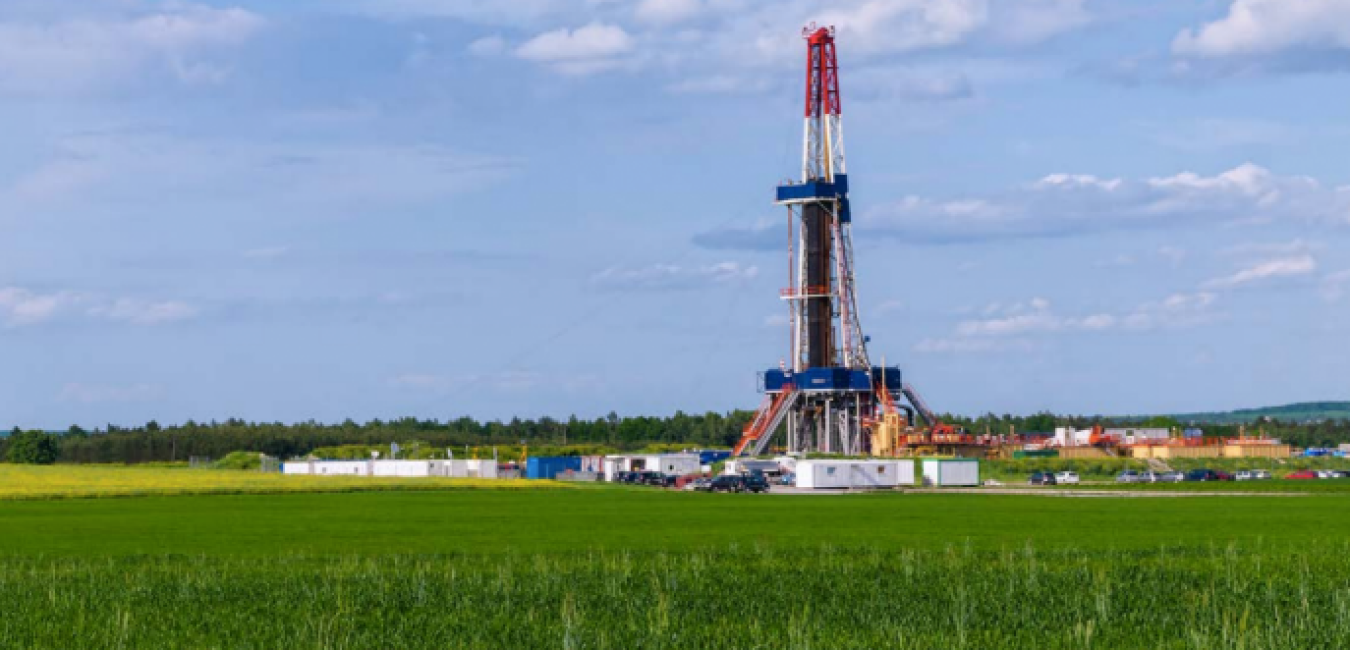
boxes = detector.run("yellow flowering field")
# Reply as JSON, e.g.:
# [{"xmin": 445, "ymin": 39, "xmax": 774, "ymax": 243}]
[{"xmin": 0, "ymin": 465, "xmax": 570, "ymax": 500}]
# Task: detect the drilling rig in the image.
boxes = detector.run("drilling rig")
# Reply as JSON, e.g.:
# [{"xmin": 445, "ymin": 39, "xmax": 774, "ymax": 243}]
[{"xmin": 733, "ymin": 25, "xmax": 943, "ymax": 457}]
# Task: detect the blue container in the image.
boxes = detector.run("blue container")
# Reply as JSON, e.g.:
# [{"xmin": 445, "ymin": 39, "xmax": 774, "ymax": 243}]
[
  {"xmin": 698, "ymin": 450, "xmax": 732, "ymax": 465},
  {"xmin": 526, "ymin": 456, "xmax": 582, "ymax": 479}
]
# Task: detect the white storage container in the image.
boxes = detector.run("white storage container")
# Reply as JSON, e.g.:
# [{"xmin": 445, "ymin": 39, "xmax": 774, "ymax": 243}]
[
  {"xmin": 921, "ymin": 459, "xmax": 979, "ymax": 487},
  {"xmin": 466, "ymin": 459, "xmax": 497, "ymax": 478},
  {"xmin": 796, "ymin": 460, "xmax": 910, "ymax": 489}
]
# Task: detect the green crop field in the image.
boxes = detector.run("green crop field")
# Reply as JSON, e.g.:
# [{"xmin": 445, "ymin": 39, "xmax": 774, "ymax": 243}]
[{"xmin": 4, "ymin": 489, "xmax": 1350, "ymax": 648}]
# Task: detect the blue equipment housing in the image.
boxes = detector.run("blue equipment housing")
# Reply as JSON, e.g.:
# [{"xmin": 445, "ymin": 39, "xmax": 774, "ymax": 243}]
[
  {"xmin": 762, "ymin": 365, "xmax": 901, "ymax": 393},
  {"xmin": 775, "ymin": 173, "xmax": 852, "ymax": 222}
]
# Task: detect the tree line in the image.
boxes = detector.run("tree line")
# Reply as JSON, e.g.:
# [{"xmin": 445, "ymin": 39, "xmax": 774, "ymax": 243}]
[{"xmin": 3, "ymin": 411, "xmax": 1350, "ymax": 465}]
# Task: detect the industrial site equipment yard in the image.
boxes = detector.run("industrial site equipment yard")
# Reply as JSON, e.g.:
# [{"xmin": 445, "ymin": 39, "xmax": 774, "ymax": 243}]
[{"xmin": 9, "ymin": 1, "xmax": 1350, "ymax": 648}]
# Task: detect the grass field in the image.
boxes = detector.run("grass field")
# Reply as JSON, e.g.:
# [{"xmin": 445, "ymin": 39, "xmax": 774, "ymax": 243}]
[
  {"xmin": 4, "ymin": 484, "xmax": 1350, "ymax": 647},
  {"xmin": 0, "ymin": 464, "xmax": 567, "ymax": 500}
]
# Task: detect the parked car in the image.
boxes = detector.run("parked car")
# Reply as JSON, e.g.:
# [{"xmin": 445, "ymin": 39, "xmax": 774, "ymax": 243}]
[
  {"xmin": 709, "ymin": 475, "xmax": 744, "ymax": 493},
  {"xmin": 1054, "ymin": 471, "xmax": 1080, "ymax": 485},
  {"xmin": 1139, "ymin": 471, "xmax": 1161, "ymax": 483},
  {"xmin": 1184, "ymin": 469, "xmax": 1227, "ymax": 482},
  {"xmin": 1115, "ymin": 470, "xmax": 1141, "ymax": 483},
  {"xmin": 779, "ymin": 472, "xmax": 796, "ymax": 486},
  {"xmin": 1029, "ymin": 472, "xmax": 1057, "ymax": 486},
  {"xmin": 1237, "ymin": 469, "xmax": 1272, "ymax": 481},
  {"xmin": 1158, "ymin": 471, "xmax": 1185, "ymax": 483},
  {"xmin": 683, "ymin": 477, "xmax": 711, "ymax": 491},
  {"xmin": 1316, "ymin": 470, "xmax": 1341, "ymax": 479},
  {"xmin": 645, "ymin": 473, "xmax": 677, "ymax": 488},
  {"xmin": 1285, "ymin": 470, "xmax": 1319, "ymax": 480},
  {"xmin": 1214, "ymin": 471, "xmax": 1235, "ymax": 481},
  {"xmin": 742, "ymin": 473, "xmax": 771, "ymax": 493}
]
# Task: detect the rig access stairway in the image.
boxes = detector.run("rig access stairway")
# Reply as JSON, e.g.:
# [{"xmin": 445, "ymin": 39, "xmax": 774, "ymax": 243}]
[{"xmin": 733, "ymin": 387, "xmax": 800, "ymax": 457}]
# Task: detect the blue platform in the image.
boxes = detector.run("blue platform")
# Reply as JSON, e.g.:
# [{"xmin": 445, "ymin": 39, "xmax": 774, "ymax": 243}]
[
  {"xmin": 775, "ymin": 174, "xmax": 852, "ymax": 222},
  {"xmin": 762, "ymin": 365, "xmax": 901, "ymax": 393}
]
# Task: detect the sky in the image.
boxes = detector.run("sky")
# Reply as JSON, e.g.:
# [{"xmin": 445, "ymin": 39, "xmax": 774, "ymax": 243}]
[{"xmin": 4, "ymin": 0, "xmax": 1350, "ymax": 428}]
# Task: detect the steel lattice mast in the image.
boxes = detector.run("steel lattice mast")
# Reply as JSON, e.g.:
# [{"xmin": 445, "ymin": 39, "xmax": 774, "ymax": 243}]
[{"xmin": 733, "ymin": 25, "xmax": 903, "ymax": 458}]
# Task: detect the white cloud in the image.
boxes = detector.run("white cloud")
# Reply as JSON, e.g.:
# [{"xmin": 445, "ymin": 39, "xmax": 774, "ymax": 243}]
[
  {"xmin": 918, "ymin": 291, "xmax": 1222, "ymax": 354},
  {"xmin": 0, "ymin": 286, "xmax": 197, "ymax": 327},
  {"xmin": 590, "ymin": 261, "xmax": 758, "ymax": 290},
  {"xmin": 636, "ymin": 0, "xmax": 703, "ymax": 25},
  {"xmin": 516, "ymin": 22, "xmax": 634, "ymax": 73},
  {"xmin": 1173, "ymin": 0, "xmax": 1350, "ymax": 58},
  {"xmin": 1202, "ymin": 255, "xmax": 1318, "ymax": 289},
  {"xmin": 1120, "ymin": 292, "xmax": 1219, "ymax": 330},
  {"xmin": 0, "ymin": 287, "xmax": 75, "ymax": 326},
  {"xmin": 856, "ymin": 163, "xmax": 1350, "ymax": 244},
  {"xmin": 89, "ymin": 299, "xmax": 199, "ymax": 325},
  {"xmin": 0, "ymin": 4, "xmax": 264, "ymax": 96},
  {"xmin": 991, "ymin": 0, "xmax": 1090, "ymax": 44},
  {"xmin": 468, "ymin": 34, "xmax": 508, "ymax": 56},
  {"xmin": 814, "ymin": 0, "xmax": 989, "ymax": 55},
  {"xmin": 58, "ymin": 382, "xmax": 162, "ymax": 404}
]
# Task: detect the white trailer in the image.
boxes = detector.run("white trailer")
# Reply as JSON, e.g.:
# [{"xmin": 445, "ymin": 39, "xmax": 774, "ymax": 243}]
[
  {"xmin": 795, "ymin": 460, "xmax": 912, "ymax": 489},
  {"xmin": 921, "ymin": 459, "xmax": 979, "ymax": 487},
  {"xmin": 283, "ymin": 458, "xmax": 501, "ymax": 479},
  {"xmin": 466, "ymin": 459, "xmax": 497, "ymax": 478},
  {"xmin": 603, "ymin": 454, "xmax": 701, "ymax": 481},
  {"xmin": 372, "ymin": 460, "xmax": 444, "ymax": 477}
]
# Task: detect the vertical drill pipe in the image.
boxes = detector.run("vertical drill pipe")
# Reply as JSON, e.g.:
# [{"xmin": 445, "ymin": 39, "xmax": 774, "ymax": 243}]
[{"xmin": 803, "ymin": 202, "xmax": 833, "ymax": 369}]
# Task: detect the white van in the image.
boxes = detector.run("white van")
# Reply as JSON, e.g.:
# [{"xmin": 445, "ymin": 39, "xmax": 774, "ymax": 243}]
[{"xmin": 1054, "ymin": 471, "xmax": 1080, "ymax": 485}]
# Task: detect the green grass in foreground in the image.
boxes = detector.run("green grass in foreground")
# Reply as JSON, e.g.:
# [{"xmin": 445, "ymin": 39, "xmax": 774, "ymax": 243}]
[
  {"xmin": 5, "ymin": 544, "xmax": 1350, "ymax": 649},
  {"xmin": 4, "ymin": 491, "xmax": 1350, "ymax": 648}
]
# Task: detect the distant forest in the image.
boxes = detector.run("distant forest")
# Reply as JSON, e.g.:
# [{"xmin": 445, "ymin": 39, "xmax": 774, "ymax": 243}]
[{"xmin": 4, "ymin": 404, "xmax": 1350, "ymax": 464}]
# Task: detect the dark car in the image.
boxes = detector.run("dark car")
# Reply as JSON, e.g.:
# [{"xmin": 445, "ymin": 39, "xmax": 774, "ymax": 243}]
[
  {"xmin": 709, "ymin": 475, "xmax": 744, "ymax": 493},
  {"xmin": 1185, "ymin": 469, "xmax": 1224, "ymax": 482},
  {"xmin": 645, "ymin": 473, "xmax": 677, "ymax": 488},
  {"xmin": 742, "ymin": 473, "xmax": 770, "ymax": 493},
  {"xmin": 1028, "ymin": 472, "xmax": 1057, "ymax": 486}
]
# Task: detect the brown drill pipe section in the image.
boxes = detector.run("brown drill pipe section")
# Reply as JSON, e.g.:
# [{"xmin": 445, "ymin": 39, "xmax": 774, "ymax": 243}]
[{"xmin": 803, "ymin": 203, "xmax": 834, "ymax": 369}]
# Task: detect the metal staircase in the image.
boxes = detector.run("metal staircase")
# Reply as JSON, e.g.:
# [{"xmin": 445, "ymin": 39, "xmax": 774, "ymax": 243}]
[{"xmin": 734, "ymin": 388, "xmax": 800, "ymax": 456}]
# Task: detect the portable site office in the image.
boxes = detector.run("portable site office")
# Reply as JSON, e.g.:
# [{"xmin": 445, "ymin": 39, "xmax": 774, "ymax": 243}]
[
  {"xmin": 921, "ymin": 459, "xmax": 979, "ymax": 487},
  {"xmin": 795, "ymin": 460, "xmax": 915, "ymax": 489}
]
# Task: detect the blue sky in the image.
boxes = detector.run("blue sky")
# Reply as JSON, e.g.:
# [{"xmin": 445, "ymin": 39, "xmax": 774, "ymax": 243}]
[{"xmin": 4, "ymin": 0, "xmax": 1350, "ymax": 428}]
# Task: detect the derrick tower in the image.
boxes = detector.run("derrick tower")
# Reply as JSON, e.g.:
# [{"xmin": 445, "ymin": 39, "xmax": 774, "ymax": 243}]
[{"xmin": 733, "ymin": 25, "xmax": 922, "ymax": 457}]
